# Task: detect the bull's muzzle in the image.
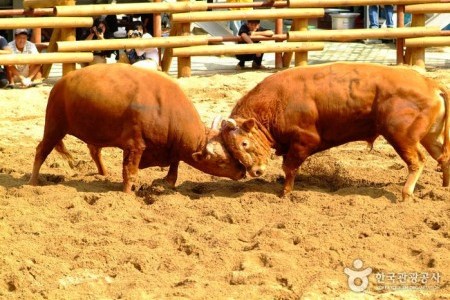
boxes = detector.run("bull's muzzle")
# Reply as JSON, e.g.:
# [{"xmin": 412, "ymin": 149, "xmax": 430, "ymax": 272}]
[{"xmin": 248, "ymin": 165, "xmax": 266, "ymax": 177}]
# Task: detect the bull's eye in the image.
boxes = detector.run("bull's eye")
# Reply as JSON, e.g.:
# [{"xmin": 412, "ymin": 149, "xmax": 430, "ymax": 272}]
[{"xmin": 241, "ymin": 140, "xmax": 250, "ymax": 149}]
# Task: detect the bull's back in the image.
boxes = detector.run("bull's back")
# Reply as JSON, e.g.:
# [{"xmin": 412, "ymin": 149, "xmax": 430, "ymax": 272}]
[
  {"xmin": 234, "ymin": 63, "xmax": 439, "ymax": 148},
  {"xmin": 46, "ymin": 64, "xmax": 203, "ymax": 149}
]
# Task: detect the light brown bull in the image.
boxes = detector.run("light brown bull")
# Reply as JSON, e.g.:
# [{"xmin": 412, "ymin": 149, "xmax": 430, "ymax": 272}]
[
  {"xmin": 221, "ymin": 62, "xmax": 450, "ymax": 201},
  {"xmin": 29, "ymin": 64, "xmax": 245, "ymax": 192}
]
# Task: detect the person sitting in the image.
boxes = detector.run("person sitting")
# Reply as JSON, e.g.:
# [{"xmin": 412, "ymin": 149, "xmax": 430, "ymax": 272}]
[
  {"xmin": 0, "ymin": 34, "xmax": 11, "ymax": 88},
  {"xmin": 6, "ymin": 29, "xmax": 42, "ymax": 87},
  {"xmin": 125, "ymin": 21, "xmax": 160, "ymax": 71},
  {"xmin": 235, "ymin": 20, "xmax": 273, "ymax": 70}
]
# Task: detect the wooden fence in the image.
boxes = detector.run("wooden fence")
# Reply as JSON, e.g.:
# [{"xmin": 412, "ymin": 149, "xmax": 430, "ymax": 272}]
[{"xmin": 0, "ymin": 0, "xmax": 448, "ymax": 78}]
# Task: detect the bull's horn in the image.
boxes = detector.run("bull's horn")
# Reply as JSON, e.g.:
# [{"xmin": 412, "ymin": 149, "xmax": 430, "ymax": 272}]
[
  {"xmin": 211, "ymin": 115, "xmax": 223, "ymax": 129},
  {"xmin": 222, "ymin": 118, "xmax": 237, "ymax": 129}
]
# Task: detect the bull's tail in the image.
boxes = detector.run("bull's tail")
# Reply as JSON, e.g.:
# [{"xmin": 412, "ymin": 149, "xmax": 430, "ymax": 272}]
[
  {"xmin": 437, "ymin": 85, "xmax": 450, "ymax": 186},
  {"xmin": 54, "ymin": 140, "xmax": 75, "ymax": 169}
]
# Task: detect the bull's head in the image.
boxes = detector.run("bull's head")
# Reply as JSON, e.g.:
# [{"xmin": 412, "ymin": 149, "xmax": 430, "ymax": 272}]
[
  {"xmin": 220, "ymin": 117, "xmax": 274, "ymax": 177},
  {"xmin": 191, "ymin": 118, "xmax": 246, "ymax": 180}
]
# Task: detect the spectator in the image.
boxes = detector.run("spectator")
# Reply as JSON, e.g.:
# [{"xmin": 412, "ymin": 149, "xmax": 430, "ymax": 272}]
[
  {"xmin": 235, "ymin": 20, "xmax": 273, "ymax": 70},
  {"xmin": 125, "ymin": 21, "xmax": 160, "ymax": 71},
  {"xmin": 369, "ymin": 5, "xmax": 394, "ymax": 29},
  {"xmin": 0, "ymin": 34, "xmax": 11, "ymax": 88},
  {"xmin": 82, "ymin": 19, "xmax": 116, "ymax": 65},
  {"xmin": 6, "ymin": 29, "xmax": 42, "ymax": 87}
]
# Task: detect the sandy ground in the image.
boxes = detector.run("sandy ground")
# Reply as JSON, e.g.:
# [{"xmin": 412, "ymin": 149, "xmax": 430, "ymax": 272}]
[{"xmin": 0, "ymin": 65, "xmax": 449, "ymax": 299}]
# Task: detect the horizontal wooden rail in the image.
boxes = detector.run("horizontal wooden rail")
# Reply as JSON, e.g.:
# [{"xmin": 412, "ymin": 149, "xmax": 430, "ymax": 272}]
[
  {"xmin": 209, "ymin": 34, "xmax": 288, "ymax": 43},
  {"xmin": 57, "ymin": 35, "xmax": 210, "ymax": 52},
  {"xmin": 54, "ymin": 2, "xmax": 208, "ymax": 17},
  {"xmin": 0, "ymin": 8, "xmax": 54, "ymax": 17},
  {"xmin": 172, "ymin": 8, "xmax": 324, "ymax": 23},
  {"xmin": 24, "ymin": 0, "xmax": 74, "ymax": 9},
  {"xmin": 0, "ymin": 17, "xmax": 92, "ymax": 29},
  {"xmin": 208, "ymin": 1, "xmax": 288, "ymax": 9},
  {"xmin": 405, "ymin": 3, "xmax": 450, "ymax": 13},
  {"xmin": 0, "ymin": 52, "xmax": 93, "ymax": 65},
  {"xmin": 288, "ymin": 0, "xmax": 445, "ymax": 7},
  {"xmin": 288, "ymin": 27, "xmax": 442, "ymax": 42},
  {"xmin": 405, "ymin": 36, "xmax": 450, "ymax": 47},
  {"xmin": 172, "ymin": 42, "xmax": 324, "ymax": 57},
  {"xmin": 56, "ymin": 35, "xmax": 290, "ymax": 52}
]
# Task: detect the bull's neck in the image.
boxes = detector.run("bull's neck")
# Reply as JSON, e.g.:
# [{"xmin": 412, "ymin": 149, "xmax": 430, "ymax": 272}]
[
  {"xmin": 252, "ymin": 118, "xmax": 275, "ymax": 147},
  {"xmin": 180, "ymin": 124, "xmax": 209, "ymax": 166}
]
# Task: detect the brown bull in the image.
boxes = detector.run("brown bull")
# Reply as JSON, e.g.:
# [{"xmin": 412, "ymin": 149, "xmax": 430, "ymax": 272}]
[
  {"xmin": 28, "ymin": 64, "xmax": 245, "ymax": 192},
  {"xmin": 221, "ymin": 63, "xmax": 450, "ymax": 201}
]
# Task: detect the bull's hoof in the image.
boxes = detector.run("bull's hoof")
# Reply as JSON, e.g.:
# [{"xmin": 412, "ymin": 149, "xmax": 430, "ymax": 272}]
[
  {"xmin": 401, "ymin": 193, "xmax": 413, "ymax": 202},
  {"xmin": 27, "ymin": 179, "xmax": 39, "ymax": 186},
  {"xmin": 279, "ymin": 189, "xmax": 291, "ymax": 198}
]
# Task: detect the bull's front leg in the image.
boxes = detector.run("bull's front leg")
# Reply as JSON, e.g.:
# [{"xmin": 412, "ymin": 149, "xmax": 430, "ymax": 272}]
[
  {"xmin": 280, "ymin": 131, "xmax": 318, "ymax": 197},
  {"xmin": 122, "ymin": 147, "xmax": 145, "ymax": 193},
  {"xmin": 282, "ymin": 161, "xmax": 299, "ymax": 197}
]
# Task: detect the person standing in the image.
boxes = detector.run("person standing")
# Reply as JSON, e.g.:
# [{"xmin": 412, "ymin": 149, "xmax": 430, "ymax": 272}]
[
  {"xmin": 369, "ymin": 5, "xmax": 394, "ymax": 29},
  {"xmin": 6, "ymin": 29, "xmax": 42, "ymax": 87}
]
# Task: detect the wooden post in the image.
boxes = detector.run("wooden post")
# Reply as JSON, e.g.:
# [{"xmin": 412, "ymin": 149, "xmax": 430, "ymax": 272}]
[
  {"xmin": 161, "ymin": 24, "xmax": 179, "ymax": 73},
  {"xmin": 42, "ymin": 28, "xmax": 61, "ymax": 78},
  {"xmin": 178, "ymin": 22, "xmax": 191, "ymax": 78},
  {"xmin": 396, "ymin": 5, "xmax": 405, "ymax": 64},
  {"xmin": 60, "ymin": 0, "xmax": 76, "ymax": 76},
  {"xmin": 294, "ymin": 18, "xmax": 308, "ymax": 66},
  {"xmin": 275, "ymin": 18, "xmax": 283, "ymax": 69},
  {"xmin": 408, "ymin": 13, "xmax": 425, "ymax": 67},
  {"xmin": 282, "ymin": 18, "xmax": 300, "ymax": 67},
  {"xmin": 177, "ymin": 0, "xmax": 191, "ymax": 78},
  {"xmin": 154, "ymin": 0, "xmax": 162, "ymax": 65},
  {"xmin": 61, "ymin": 28, "xmax": 76, "ymax": 75}
]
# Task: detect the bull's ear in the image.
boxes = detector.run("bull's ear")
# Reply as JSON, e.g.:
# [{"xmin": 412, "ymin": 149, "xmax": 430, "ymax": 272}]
[
  {"xmin": 222, "ymin": 118, "xmax": 237, "ymax": 130},
  {"xmin": 241, "ymin": 118, "xmax": 256, "ymax": 132},
  {"xmin": 192, "ymin": 151, "xmax": 211, "ymax": 162}
]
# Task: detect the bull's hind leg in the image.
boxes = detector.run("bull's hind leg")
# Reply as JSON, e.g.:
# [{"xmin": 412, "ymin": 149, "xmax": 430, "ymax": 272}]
[
  {"xmin": 388, "ymin": 141, "xmax": 426, "ymax": 201},
  {"xmin": 421, "ymin": 134, "xmax": 450, "ymax": 187},
  {"xmin": 165, "ymin": 161, "xmax": 179, "ymax": 187},
  {"xmin": 28, "ymin": 135, "xmax": 66, "ymax": 186},
  {"xmin": 87, "ymin": 144, "xmax": 107, "ymax": 175},
  {"xmin": 122, "ymin": 146, "xmax": 145, "ymax": 193}
]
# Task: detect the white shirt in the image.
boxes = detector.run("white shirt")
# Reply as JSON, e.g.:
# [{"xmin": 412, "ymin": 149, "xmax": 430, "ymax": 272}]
[
  {"xmin": 135, "ymin": 33, "xmax": 159, "ymax": 64},
  {"xmin": 8, "ymin": 40, "xmax": 39, "ymax": 75}
]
